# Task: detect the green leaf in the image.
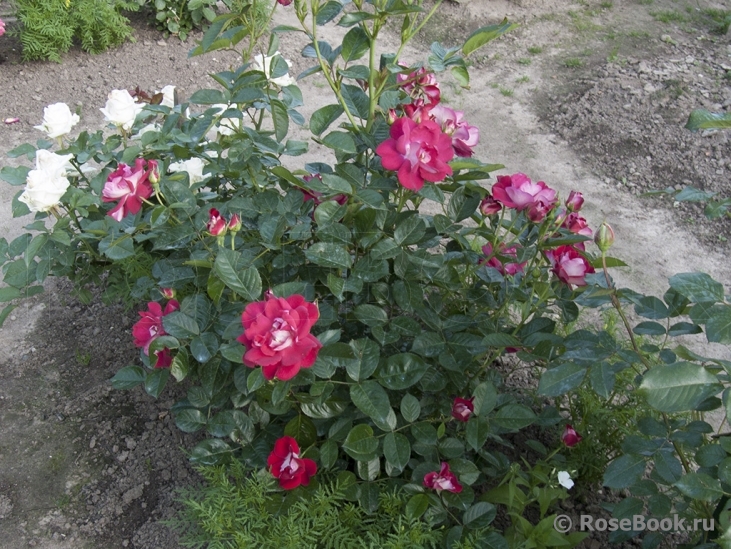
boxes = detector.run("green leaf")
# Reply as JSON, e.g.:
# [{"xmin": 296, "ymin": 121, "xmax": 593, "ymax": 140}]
[
  {"xmin": 466, "ymin": 416, "xmax": 489, "ymax": 451},
  {"xmin": 347, "ymin": 338, "xmax": 380, "ymax": 381},
  {"xmin": 190, "ymin": 333, "xmax": 219, "ymax": 363},
  {"xmin": 400, "ymin": 393, "xmax": 421, "ymax": 423},
  {"xmin": 633, "ymin": 321, "xmax": 667, "ymax": 336},
  {"xmin": 350, "ymin": 381, "xmax": 394, "ymax": 430},
  {"xmin": 0, "ymin": 165, "xmax": 31, "ymax": 186},
  {"xmin": 162, "ymin": 311, "xmax": 200, "ymax": 338},
  {"xmin": 342, "ymin": 424, "xmax": 378, "ymax": 460},
  {"xmin": 482, "ymin": 333, "xmax": 521, "ymax": 348},
  {"xmin": 538, "ymin": 363, "xmax": 587, "ymax": 397},
  {"xmin": 675, "ymin": 186, "xmax": 717, "ymax": 202},
  {"xmin": 144, "ymin": 368, "xmax": 170, "ymax": 398},
  {"xmin": 462, "ymin": 18, "xmax": 517, "ymax": 56},
  {"xmin": 305, "ymin": 242, "xmax": 352, "ymax": 269},
  {"xmin": 310, "ymin": 104, "xmax": 344, "ymax": 136},
  {"xmin": 383, "ymin": 432, "xmax": 410, "ymax": 470},
  {"xmin": 208, "ymin": 410, "xmax": 249, "ymax": 438},
  {"xmin": 668, "ymin": 272, "xmax": 724, "ymax": 303},
  {"xmin": 316, "ymin": 1, "xmax": 343, "ymax": 25},
  {"xmin": 639, "ymin": 362, "xmax": 722, "ymax": 412},
  {"xmin": 270, "ymin": 99, "xmax": 289, "ymax": 142},
  {"xmin": 338, "ymin": 11, "xmax": 375, "ymax": 26},
  {"xmin": 354, "ymin": 304, "xmax": 388, "ymax": 327},
  {"xmin": 322, "ymin": 131, "xmax": 357, "ymax": 154},
  {"xmin": 463, "ymin": 502, "xmax": 496, "ymax": 529},
  {"xmin": 706, "ymin": 305, "xmax": 731, "ymax": 344},
  {"xmin": 685, "ymin": 109, "xmax": 731, "ymax": 131},
  {"xmin": 492, "ymin": 404, "xmax": 535, "ymax": 430},
  {"xmin": 190, "ymin": 439, "xmax": 232, "ymax": 466},
  {"xmin": 394, "ymin": 215, "xmax": 426, "ymax": 246},
  {"xmin": 589, "ymin": 362, "xmax": 615, "ymax": 399},
  {"xmin": 111, "ymin": 366, "xmax": 146, "ymax": 390},
  {"xmin": 603, "ymin": 454, "xmax": 646, "ymax": 489},
  {"xmin": 378, "ymin": 353, "xmax": 428, "ymax": 390},
  {"xmin": 99, "ymin": 234, "xmax": 135, "ymax": 260},
  {"xmin": 189, "ymin": 88, "xmax": 229, "ymax": 104},
  {"xmin": 175, "ymin": 408, "xmax": 207, "ymax": 433},
  {"xmin": 320, "ymin": 439, "xmax": 339, "ymax": 469},
  {"xmin": 405, "ymin": 494, "xmax": 430, "ymax": 520},
  {"xmin": 171, "ymin": 351, "xmax": 189, "ymax": 382},
  {"xmin": 674, "ymin": 472, "xmax": 723, "ymax": 502},
  {"xmin": 213, "ymin": 249, "xmax": 262, "ymax": 302},
  {"xmin": 284, "ymin": 415, "xmax": 318, "ymax": 447},
  {"xmin": 341, "ymin": 27, "xmax": 369, "ymax": 62}
]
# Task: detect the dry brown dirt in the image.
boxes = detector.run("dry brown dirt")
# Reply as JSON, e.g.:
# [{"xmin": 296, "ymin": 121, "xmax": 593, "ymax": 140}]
[{"xmin": 0, "ymin": 0, "xmax": 730, "ymax": 547}]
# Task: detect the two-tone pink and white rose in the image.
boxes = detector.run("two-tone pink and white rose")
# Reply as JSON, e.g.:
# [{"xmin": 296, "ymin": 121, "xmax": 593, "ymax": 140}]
[
  {"xmin": 481, "ymin": 242, "xmax": 527, "ymax": 276},
  {"xmin": 545, "ymin": 245, "xmax": 595, "ymax": 287},
  {"xmin": 102, "ymin": 158, "xmax": 156, "ymax": 222},
  {"xmin": 428, "ymin": 105, "xmax": 479, "ymax": 157},
  {"xmin": 424, "ymin": 462, "xmax": 462, "ymax": 493},
  {"xmin": 492, "ymin": 173, "xmax": 558, "ymax": 222},
  {"xmin": 132, "ymin": 300, "xmax": 180, "ymax": 368}
]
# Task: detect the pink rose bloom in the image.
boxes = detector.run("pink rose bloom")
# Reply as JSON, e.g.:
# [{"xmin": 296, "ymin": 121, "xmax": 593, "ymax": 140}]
[
  {"xmin": 481, "ymin": 243, "xmax": 527, "ymax": 276},
  {"xmin": 206, "ymin": 208, "xmax": 227, "ymax": 236},
  {"xmin": 424, "ymin": 462, "xmax": 462, "ymax": 493},
  {"xmin": 0, "ymin": 18, "xmax": 5, "ymax": 37},
  {"xmin": 545, "ymin": 245, "xmax": 595, "ymax": 287},
  {"xmin": 277, "ymin": 0, "xmax": 293, "ymax": 5},
  {"xmin": 451, "ymin": 397, "xmax": 474, "ymax": 422},
  {"xmin": 428, "ymin": 105, "xmax": 479, "ymax": 157},
  {"xmin": 561, "ymin": 424, "xmax": 582, "ymax": 447},
  {"xmin": 397, "ymin": 66, "xmax": 441, "ymax": 106},
  {"xmin": 102, "ymin": 158, "xmax": 155, "ymax": 222},
  {"xmin": 565, "ymin": 190, "xmax": 584, "ymax": 212},
  {"xmin": 267, "ymin": 436, "xmax": 317, "ymax": 490},
  {"xmin": 132, "ymin": 300, "xmax": 180, "ymax": 354},
  {"xmin": 376, "ymin": 117, "xmax": 454, "ymax": 191},
  {"xmin": 491, "ymin": 173, "xmax": 558, "ymax": 222},
  {"xmin": 480, "ymin": 193, "xmax": 501, "ymax": 216},
  {"xmin": 237, "ymin": 293, "xmax": 322, "ymax": 381},
  {"xmin": 561, "ymin": 212, "xmax": 592, "ymax": 250}
]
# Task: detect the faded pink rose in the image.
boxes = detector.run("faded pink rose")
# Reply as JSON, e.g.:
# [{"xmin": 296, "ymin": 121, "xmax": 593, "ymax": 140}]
[
  {"xmin": 545, "ymin": 245, "xmax": 595, "ymax": 287},
  {"xmin": 561, "ymin": 424, "xmax": 582, "ymax": 447},
  {"xmin": 565, "ymin": 190, "xmax": 584, "ymax": 212},
  {"xmin": 491, "ymin": 173, "xmax": 558, "ymax": 222},
  {"xmin": 397, "ymin": 66, "xmax": 441, "ymax": 106},
  {"xmin": 237, "ymin": 293, "xmax": 322, "ymax": 381},
  {"xmin": 428, "ymin": 105, "xmax": 479, "ymax": 157},
  {"xmin": 132, "ymin": 300, "xmax": 180, "ymax": 355},
  {"xmin": 267, "ymin": 436, "xmax": 317, "ymax": 489},
  {"xmin": 480, "ymin": 193, "xmax": 501, "ymax": 216},
  {"xmin": 424, "ymin": 462, "xmax": 462, "ymax": 493},
  {"xmin": 481, "ymin": 243, "xmax": 527, "ymax": 276},
  {"xmin": 102, "ymin": 159, "xmax": 155, "ymax": 222},
  {"xmin": 451, "ymin": 397, "xmax": 474, "ymax": 422},
  {"xmin": 376, "ymin": 117, "xmax": 454, "ymax": 191},
  {"xmin": 206, "ymin": 208, "xmax": 227, "ymax": 236}
]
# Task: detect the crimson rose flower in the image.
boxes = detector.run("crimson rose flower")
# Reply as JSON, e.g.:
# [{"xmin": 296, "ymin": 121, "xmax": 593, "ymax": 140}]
[
  {"xmin": 237, "ymin": 293, "xmax": 322, "ymax": 381},
  {"xmin": 491, "ymin": 173, "xmax": 557, "ymax": 222},
  {"xmin": 545, "ymin": 245, "xmax": 595, "ymax": 287},
  {"xmin": 206, "ymin": 208, "xmax": 227, "ymax": 236},
  {"xmin": 132, "ymin": 300, "xmax": 180, "ymax": 367},
  {"xmin": 452, "ymin": 397, "xmax": 474, "ymax": 422},
  {"xmin": 481, "ymin": 243, "xmax": 527, "ymax": 276},
  {"xmin": 102, "ymin": 158, "xmax": 155, "ymax": 222},
  {"xmin": 424, "ymin": 462, "xmax": 462, "ymax": 493},
  {"xmin": 376, "ymin": 117, "xmax": 454, "ymax": 191},
  {"xmin": 428, "ymin": 105, "xmax": 479, "ymax": 157},
  {"xmin": 267, "ymin": 436, "xmax": 317, "ymax": 489},
  {"xmin": 561, "ymin": 424, "xmax": 582, "ymax": 447}
]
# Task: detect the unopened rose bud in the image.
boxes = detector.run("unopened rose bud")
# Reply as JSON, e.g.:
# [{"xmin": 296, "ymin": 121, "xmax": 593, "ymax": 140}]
[
  {"xmin": 479, "ymin": 194, "xmax": 501, "ymax": 216},
  {"xmin": 594, "ymin": 222, "xmax": 615, "ymax": 252},
  {"xmin": 228, "ymin": 213, "xmax": 241, "ymax": 233},
  {"xmin": 160, "ymin": 287, "xmax": 176, "ymax": 299},
  {"xmin": 206, "ymin": 208, "xmax": 228, "ymax": 237},
  {"xmin": 147, "ymin": 159, "xmax": 160, "ymax": 185},
  {"xmin": 387, "ymin": 108, "xmax": 398, "ymax": 125},
  {"xmin": 565, "ymin": 191, "xmax": 584, "ymax": 212}
]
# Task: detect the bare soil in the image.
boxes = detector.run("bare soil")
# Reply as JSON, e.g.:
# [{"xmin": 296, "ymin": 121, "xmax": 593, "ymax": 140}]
[{"xmin": 0, "ymin": 0, "xmax": 730, "ymax": 547}]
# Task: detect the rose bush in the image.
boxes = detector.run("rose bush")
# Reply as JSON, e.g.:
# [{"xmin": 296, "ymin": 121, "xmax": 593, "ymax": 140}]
[{"xmin": 3, "ymin": 1, "xmax": 731, "ymax": 547}]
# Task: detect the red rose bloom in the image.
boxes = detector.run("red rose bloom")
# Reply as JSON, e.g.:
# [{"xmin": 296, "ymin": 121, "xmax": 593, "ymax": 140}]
[
  {"xmin": 132, "ymin": 300, "xmax": 180, "ymax": 354},
  {"xmin": 424, "ymin": 462, "xmax": 462, "ymax": 493},
  {"xmin": 545, "ymin": 245, "xmax": 595, "ymax": 287},
  {"xmin": 153, "ymin": 348, "xmax": 174, "ymax": 369},
  {"xmin": 561, "ymin": 424, "xmax": 582, "ymax": 447},
  {"xmin": 491, "ymin": 173, "xmax": 557, "ymax": 222},
  {"xmin": 267, "ymin": 436, "xmax": 317, "ymax": 489},
  {"xmin": 102, "ymin": 158, "xmax": 155, "ymax": 222},
  {"xmin": 237, "ymin": 293, "xmax": 322, "ymax": 381},
  {"xmin": 451, "ymin": 397, "xmax": 474, "ymax": 422},
  {"xmin": 376, "ymin": 117, "xmax": 454, "ymax": 191}
]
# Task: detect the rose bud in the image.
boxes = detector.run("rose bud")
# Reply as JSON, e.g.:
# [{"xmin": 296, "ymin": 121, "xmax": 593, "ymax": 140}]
[
  {"xmin": 228, "ymin": 213, "xmax": 242, "ymax": 233},
  {"xmin": 565, "ymin": 191, "xmax": 584, "ymax": 212},
  {"xmin": 594, "ymin": 222, "xmax": 615, "ymax": 252},
  {"xmin": 387, "ymin": 108, "xmax": 398, "ymax": 125},
  {"xmin": 479, "ymin": 194, "xmax": 501, "ymax": 216},
  {"xmin": 147, "ymin": 159, "xmax": 160, "ymax": 185},
  {"xmin": 160, "ymin": 288, "xmax": 176, "ymax": 300},
  {"xmin": 561, "ymin": 424, "xmax": 582, "ymax": 447},
  {"xmin": 206, "ymin": 208, "xmax": 227, "ymax": 237},
  {"xmin": 451, "ymin": 397, "xmax": 475, "ymax": 422}
]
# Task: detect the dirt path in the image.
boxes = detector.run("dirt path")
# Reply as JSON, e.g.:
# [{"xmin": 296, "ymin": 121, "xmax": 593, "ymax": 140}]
[{"xmin": 0, "ymin": 0, "xmax": 730, "ymax": 547}]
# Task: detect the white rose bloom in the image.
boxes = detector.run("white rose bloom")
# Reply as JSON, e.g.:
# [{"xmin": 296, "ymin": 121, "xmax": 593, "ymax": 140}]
[
  {"xmin": 168, "ymin": 157, "xmax": 207, "ymax": 186},
  {"xmin": 19, "ymin": 169, "xmax": 70, "ymax": 213},
  {"xmin": 252, "ymin": 52, "xmax": 295, "ymax": 87},
  {"xmin": 557, "ymin": 471, "xmax": 574, "ymax": 490},
  {"xmin": 100, "ymin": 89, "xmax": 145, "ymax": 131},
  {"xmin": 35, "ymin": 149, "xmax": 75, "ymax": 178},
  {"xmin": 159, "ymin": 85, "xmax": 176, "ymax": 109},
  {"xmin": 34, "ymin": 102, "xmax": 80, "ymax": 139}
]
